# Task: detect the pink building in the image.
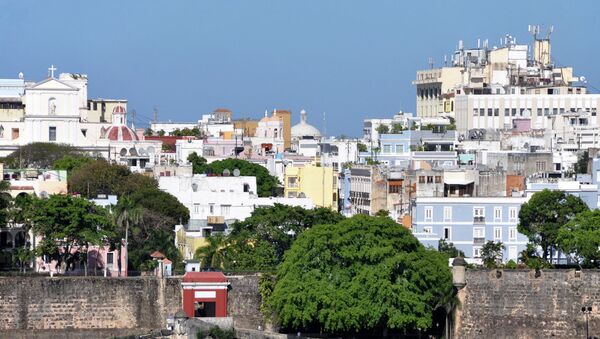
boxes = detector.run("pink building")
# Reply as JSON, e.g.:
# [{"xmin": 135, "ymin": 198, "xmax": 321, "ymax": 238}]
[{"xmin": 512, "ymin": 118, "xmax": 531, "ymax": 132}]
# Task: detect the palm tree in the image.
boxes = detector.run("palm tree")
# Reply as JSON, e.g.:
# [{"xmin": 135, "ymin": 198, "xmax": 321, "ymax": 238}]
[
  {"xmin": 195, "ymin": 234, "xmax": 227, "ymax": 269},
  {"xmin": 113, "ymin": 196, "xmax": 142, "ymax": 276}
]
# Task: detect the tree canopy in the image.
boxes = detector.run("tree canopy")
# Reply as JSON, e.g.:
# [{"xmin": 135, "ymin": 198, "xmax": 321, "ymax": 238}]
[
  {"xmin": 53, "ymin": 154, "xmax": 93, "ymax": 172},
  {"xmin": 481, "ymin": 241, "xmax": 505, "ymax": 268},
  {"xmin": 223, "ymin": 204, "xmax": 344, "ymax": 271},
  {"xmin": 2, "ymin": 143, "xmax": 85, "ymax": 169},
  {"xmin": 518, "ymin": 189, "xmax": 588, "ymax": 261},
  {"xmin": 268, "ymin": 214, "xmax": 453, "ymax": 336},
  {"xmin": 557, "ymin": 210, "xmax": 600, "ymax": 267},
  {"xmin": 30, "ymin": 194, "xmax": 114, "ymax": 273},
  {"xmin": 187, "ymin": 153, "xmax": 280, "ymax": 197}
]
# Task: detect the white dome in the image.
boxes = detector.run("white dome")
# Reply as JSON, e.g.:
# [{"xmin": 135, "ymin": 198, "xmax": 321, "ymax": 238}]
[{"xmin": 291, "ymin": 110, "xmax": 321, "ymax": 139}]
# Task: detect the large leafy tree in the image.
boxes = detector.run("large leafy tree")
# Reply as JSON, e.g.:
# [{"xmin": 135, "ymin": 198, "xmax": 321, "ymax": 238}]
[
  {"xmin": 53, "ymin": 154, "xmax": 93, "ymax": 172},
  {"xmin": 225, "ymin": 204, "xmax": 344, "ymax": 271},
  {"xmin": 195, "ymin": 234, "xmax": 227, "ymax": 269},
  {"xmin": 481, "ymin": 241, "xmax": 505, "ymax": 268},
  {"xmin": 68, "ymin": 159, "xmax": 157, "ymax": 197},
  {"xmin": 2, "ymin": 142, "xmax": 83, "ymax": 169},
  {"xmin": 557, "ymin": 210, "xmax": 600, "ymax": 267},
  {"xmin": 30, "ymin": 195, "xmax": 114, "ymax": 274},
  {"xmin": 188, "ymin": 155, "xmax": 280, "ymax": 197},
  {"xmin": 268, "ymin": 214, "xmax": 452, "ymax": 336},
  {"xmin": 518, "ymin": 189, "xmax": 588, "ymax": 261}
]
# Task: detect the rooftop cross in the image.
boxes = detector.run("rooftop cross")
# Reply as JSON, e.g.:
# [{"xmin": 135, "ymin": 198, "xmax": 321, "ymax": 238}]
[{"xmin": 48, "ymin": 65, "xmax": 57, "ymax": 78}]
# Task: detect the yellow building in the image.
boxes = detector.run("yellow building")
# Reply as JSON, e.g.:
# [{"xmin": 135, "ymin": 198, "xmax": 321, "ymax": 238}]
[{"xmin": 284, "ymin": 163, "xmax": 337, "ymax": 210}]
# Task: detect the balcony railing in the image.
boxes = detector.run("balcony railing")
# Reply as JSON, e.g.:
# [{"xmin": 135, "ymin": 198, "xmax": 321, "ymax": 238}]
[
  {"xmin": 473, "ymin": 216, "xmax": 485, "ymax": 224},
  {"xmin": 473, "ymin": 237, "xmax": 486, "ymax": 245}
]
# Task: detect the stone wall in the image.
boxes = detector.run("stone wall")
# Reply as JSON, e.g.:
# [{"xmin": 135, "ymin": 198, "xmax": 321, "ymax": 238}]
[
  {"xmin": 227, "ymin": 274, "xmax": 263, "ymax": 330},
  {"xmin": 455, "ymin": 269, "xmax": 600, "ymax": 339},
  {"xmin": 0, "ymin": 276, "xmax": 182, "ymax": 334}
]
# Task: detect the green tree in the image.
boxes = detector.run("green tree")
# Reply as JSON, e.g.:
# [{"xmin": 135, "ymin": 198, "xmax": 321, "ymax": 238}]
[
  {"xmin": 518, "ymin": 189, "xmax": 588, "ymax": 262},
  {"xmin": 205, "ymin": 158, "xmax": 280, "ymax": 197},
  {"xmin": 158, "ymin": 130, "xmax": 166, "ymax": 137},
  {"xmin": 269, "ymin": 215, "xmax": 453, "ymax": 336},
  {"xmin": 376, "ymin": 124, "xmax": 389, "ymax": 135},
  {"xmin": 374, "ymin": 209, "xmax": 390, "ymax": 217},
  {"xmin": 144, "ymin": 128, "xmax": 153, "ymax": 136},
  {"xmin": 437, "ymin": 239, "xmax": 465, "ymax": 258},
  {"xmin": 557, "ymin": 210, "xmax": 600, "ymax": 267},
  {"xmin": 195, "ymin": 234, "xmax": 227, "ymax": 269},
  {"xmin": 481, "ymin": 241, "xmax": 505, "ymax": 268},
  {"xmin": 391, "ymin": 123, "xmax": 404, "ymax": 134},
  {"xmin": 187, "ymin": 152, "xmax": 209, "ymax": 174},
  {"xmin": 575, "ymin": 150, "xmax": 589, "ymax": 174},
  {"xmin": 113, "ymin": 196, "xmax": 143, "ymax": 276},
  {"xmin": 30, "ymin": 195, "xmax": 114, "ymax": 275},
  {"xmin": 2, "ymin": 143, "xmax": 83, "ymax": 169},
  {"xmin": 357, "ymin": 143, "xmax": 367, "ymax": 153},
  {"xmin": 53, "ymin": 154, "xmax": 93, "ymax": 172},
  {"xmin": 225, "ymin": 204, "xmax": 344, "ymax": 271}
]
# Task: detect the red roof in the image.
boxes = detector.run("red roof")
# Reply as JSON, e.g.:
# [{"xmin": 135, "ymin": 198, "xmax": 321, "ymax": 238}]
[
  {"xmin": 150, "ymin": 251, "xmax": 165, "ymax": 258},
  {"xmin": 113, "ymin": 105, "xmax": 126, "ymax": 114},
  {"xmin": 183, "ymin": 272, "xmax": 228, "ymax": 283},
  {"xmin": 103, "ymin": 126, "xmax": 139, "ymax": 141},
  {"xmin": 214, "ymin": 108, "xmax": 231, "ymax": 113}
]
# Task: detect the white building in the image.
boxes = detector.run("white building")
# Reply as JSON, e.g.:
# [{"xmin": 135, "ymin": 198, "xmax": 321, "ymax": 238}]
[{"xmin": 158, "ymin": 171, "xmax": 314, "ymax": 228}]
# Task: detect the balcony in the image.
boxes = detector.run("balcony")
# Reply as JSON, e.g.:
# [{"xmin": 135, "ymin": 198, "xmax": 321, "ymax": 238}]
[
  {"xmin": 473, "ymin": 216, "xmax": 485, "ymax": 224},
  {"xmin": 473, "ymin": 237, "xmax": 486, "ymax": 246}
]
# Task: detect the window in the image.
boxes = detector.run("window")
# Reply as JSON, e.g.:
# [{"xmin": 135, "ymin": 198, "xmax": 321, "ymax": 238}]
[
  {"xmin": 494, "ymin": 227, "xmax": 502, "ymax": 241},
  {"xmin": 504, "ymin": 108, "xmax": 510, "ymax": 116},
  {"xmin": 395, "ymin": 144, "xmax": 404, "ymax": 153},
  {"xmin": 509, "ymin": 207, "xmax": 518, "ymax": 222},
  {"xmin": 287, "ymin": 177, "xmax": 298, "ymax": 188},
  {"xmin": 511, "ymin": 108, "xmax": 517, "ymax": 116},
  {"xmin": 479, "ymin": 108, "xmax": 485, "ymax": 116},
  {"xmin": 544, "ymin": 108, "xmax": 549, "ymax": 116},
  {"xmin": 487, "ymin": 108, "xmax": 493, "ymax": 116},
  {"xmin": 443, "ymin": 227, "xmax": 451, "ymax": 240},
  {"xmin": 473, "ymin": 227, "xmax": 485, "ymax": 238},
  {"xmin": 508, "ymin": 246, "xmax": 518, "ymax": 260},
  {"xmin": 494, "ymin": 108, "xmax": 499, "ymax": 116},
  {"xmin": 473, "ymin": 247, "xmax": 482, "ymax": 258},
  {"xmin": 509, "ymin": 227, "xmax": 517, "ymax": 241},
  {"xmin": 288, "ymin": 191, "xmax": 297, "ymax": 198},
  {"xmin": 423, "ymin": 226, "xmax": 433, "ymax": 234},
  {"xmin": 435, "ymin": 176, "xmax": 442, "ymax": 183},
  {"xmin": 193, "ymin": 204, "xmax": 200, "ymax": 214},
  {"xmin": 536, "ymin": 161, "xmax": 546, "ymax": 172},
  {"xmin": 537, "ymin": 108, "xmax": 543, "ymax": 116},
  {"xmin": 107, "ymin": 253, "xmax": 114, "ymax": 265},
  {"xmin": 427, "ymin": 176, "xmax": 433, "ymax": 183},
  {"xmin": 209, "ymin": 204, "xmax": 214, "ymax": 214},
  {"xmin": 419, "ymin": 176, "xmax": 426, "ymax": 183},
  {"xmin": 49, "ymin": 127, "xmax": 56, "ymax": 141},
  {"xmin": 443, "ymin": 206, "xmax": 452, "ymax": 222},
  {"xmin": 221, "ymin": 205, "xmax": 231, "ymax": 215},
  {"xmin": 473, "ymin": 207, "xmax": 485, "ymax": 222},
  {"xmin": 383, "ymin": 144, "xmax": 391, "ymax": 153},
  {"xmin": 81, "ymin": 129, "xmax": 87, "ymax": 137},
  {"xmin": 494, "ymin": 207, "xmax": 502, "ymax": 222},
  {"xmin": 424, "ymin": 207, "xmax": 433, "ymax": 222}
]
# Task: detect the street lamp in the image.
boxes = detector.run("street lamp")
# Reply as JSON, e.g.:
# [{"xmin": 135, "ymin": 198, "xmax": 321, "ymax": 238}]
[{"xmin": 582, "ymin": 306, "xmax": 592, "ymax": 339}]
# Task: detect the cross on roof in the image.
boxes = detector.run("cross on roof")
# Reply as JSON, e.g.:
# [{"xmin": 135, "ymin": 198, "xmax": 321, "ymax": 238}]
[{"xmin": 48, "ymin": 65, "xmax": 57, "ymax": 78}]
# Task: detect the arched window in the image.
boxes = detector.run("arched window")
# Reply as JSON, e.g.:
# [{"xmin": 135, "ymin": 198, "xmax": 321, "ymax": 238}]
[{"xmin": 274, "ymin": 128, "xmax": 278, "ymax": 138}]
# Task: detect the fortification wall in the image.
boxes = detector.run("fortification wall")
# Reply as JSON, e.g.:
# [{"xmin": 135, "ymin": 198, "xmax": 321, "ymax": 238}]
[{"xmin": 455, "ymin": 269, "xmax": 600, "ymax": 339}]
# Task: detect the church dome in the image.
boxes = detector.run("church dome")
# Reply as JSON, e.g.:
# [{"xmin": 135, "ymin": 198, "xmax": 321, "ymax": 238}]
[
  {"xmin": 102, "ymin": 125, "xmax": 139, "ymax": 141},
  {"xmin": 101, "ymin": 105, "xmax": 139, "ymax": 141},
  {"xmin": 291, "ymin": 110, "xmax": 321, "ymax": 139}
]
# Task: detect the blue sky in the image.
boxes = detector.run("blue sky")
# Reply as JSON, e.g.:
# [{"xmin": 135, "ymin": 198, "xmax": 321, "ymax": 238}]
[{"xmin": 1, "ymin": 1, "xmax": 599, "ymax": 136}]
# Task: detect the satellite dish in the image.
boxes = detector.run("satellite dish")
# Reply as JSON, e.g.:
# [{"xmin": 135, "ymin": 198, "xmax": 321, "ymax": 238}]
[
  {"xmin": 298, "ymin": 192, "xmax": 306, "ymax": 198},
  {"xmin": 139, "ymin": 148, "xmax": 147, "ymax": 156},
  {"xmin": 119, "ymin": 148, "xmax": 127, "ymax": 156},
  {"xmin": 129, "ymin": 148, "xmax": 138, "ymax": 156},
  {"xmin": 233, "ymin": 168, "xmax": 240, "ymax": 177},
  {"xmin": 147, "ymin": 146, "xmax": 155, "ymax": 154},
  {"xmin": 223, "ymin": 169, "xmax": 231, "ymax": 177}
]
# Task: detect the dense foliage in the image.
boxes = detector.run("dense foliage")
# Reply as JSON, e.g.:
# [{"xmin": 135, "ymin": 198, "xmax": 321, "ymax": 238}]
[
  {"xmin": 30, "ymin": 195, "xmax": 114, "ymax": 273},
  {"xmin": 52, "ymin": 155, "xmax": 93, "ymax": 172},
  {"xmin": 437, "ymin": 239, "xmax": 465, "ymax": 258},
  {"xmin": 187, "ymin": 152, "xmax": 280, "ymax": 197},
  {"xmin": 223, "ymin": 204, "xmax": 344, "ymax": 271},
  {"xmin": 481, "ymin": 241, "xmax": 505, "ymax": 268},
  {"xmin": 268, "ymin": 214, "xmax": 453, "ymax": 336},
  {"xmin": 518, "ymin": 189, "xmax": 588, "ymax": 261},
  {"xmin": 557, "ymin": 210, "xmax": 600, "ymax": 267},
  {"xmin": 2, "ymin": 143, "xmax": 86, "ymax": 169}
]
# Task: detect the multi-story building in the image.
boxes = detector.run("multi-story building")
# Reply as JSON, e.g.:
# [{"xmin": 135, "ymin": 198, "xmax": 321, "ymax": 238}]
[
  {"xmin": 284, "ymin": 163, "xmax": 337, "ymax": 210},
  {"xmin": 413, "ymin": 197, "xmax": 528, "ymax": 263}
]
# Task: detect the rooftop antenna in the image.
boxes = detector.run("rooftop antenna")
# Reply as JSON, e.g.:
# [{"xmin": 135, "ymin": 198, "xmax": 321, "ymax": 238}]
[
  {"xmin": 153, "ymin": 107, "xmax": 158, "ymax": 123},
  {"xmin": 131, "ymin": 109, "xmax": 136, "ymax": 129},
  {"xmin": 444, "ymin": 55, "xmax": 448, "ymax": 66},
  {"xmin": 428, "ymin": 57, "xmax": 434, "ymax": 69},
  {"xmin": 477, "ymin": 38, "xmax": 481, "ymax": 48},
  {"xmin": 323, "ymin": 111, "xmax": 327, "ymax": 138}
]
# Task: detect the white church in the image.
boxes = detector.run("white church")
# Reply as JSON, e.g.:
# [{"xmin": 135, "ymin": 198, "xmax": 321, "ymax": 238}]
[{"xmin": 0, "ymin": 66, "xmax": 161, "ymax": 170}]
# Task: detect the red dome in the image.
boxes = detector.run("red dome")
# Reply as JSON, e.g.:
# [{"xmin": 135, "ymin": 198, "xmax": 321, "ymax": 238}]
[
  {"xmin": 103, "ymin": 125, "xmax": 139, "ymax": 141},
  {"xmin": 113, "ymin": 105, "xmax": 126, "ymax": 114}
]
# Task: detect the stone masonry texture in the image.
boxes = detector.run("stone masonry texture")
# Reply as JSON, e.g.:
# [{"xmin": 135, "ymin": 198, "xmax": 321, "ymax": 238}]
[{"xmin": 455, "ymin": 269, "xmax": 600, "ymax": 338}]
